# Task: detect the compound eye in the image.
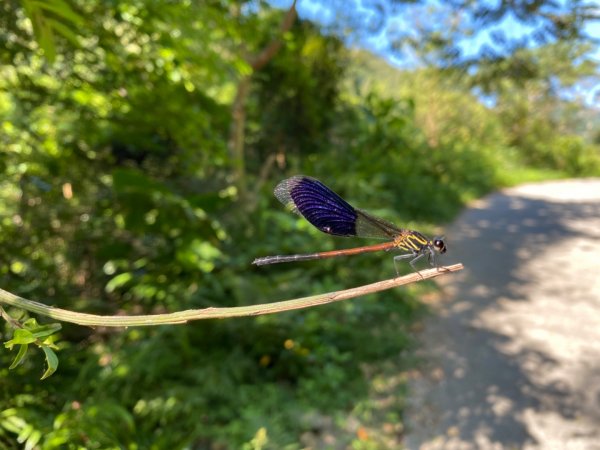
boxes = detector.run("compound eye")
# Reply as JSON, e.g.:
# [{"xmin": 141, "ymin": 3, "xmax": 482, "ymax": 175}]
[{"xmin": 434, "ymin": 239, "xmax": 447, "ymax": 254}]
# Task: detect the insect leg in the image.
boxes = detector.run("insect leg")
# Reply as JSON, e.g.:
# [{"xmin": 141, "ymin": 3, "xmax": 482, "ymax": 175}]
[
  {"xmin": 428, "ymin": 248, "xmax": 436, "ymax": 267},
  {"xmin": 428, "ymin": 246, "xmax": 448, "ymax": 272},
  {"xmin": 393, "ymin": 253, "xmax": 416, "ymax": 277},
  {"xmin": 409, "ymin": 252, "xmax": 428, "ymax": 278}
]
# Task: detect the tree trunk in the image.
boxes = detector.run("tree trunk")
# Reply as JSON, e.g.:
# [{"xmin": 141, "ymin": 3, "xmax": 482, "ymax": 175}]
[{"xmin": 228, "ymin": 0, "xmax": 297, "ymax": 203}]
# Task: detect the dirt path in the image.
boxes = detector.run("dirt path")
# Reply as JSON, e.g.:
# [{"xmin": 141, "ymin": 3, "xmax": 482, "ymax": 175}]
[{"xmin": 404, "ymin": 179, "xmax": 600, "ymax": 450}]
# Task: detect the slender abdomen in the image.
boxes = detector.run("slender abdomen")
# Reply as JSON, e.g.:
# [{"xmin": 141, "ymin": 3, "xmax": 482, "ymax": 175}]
[
  {"xmin": 253, "ymin": 253, "xmax": 322, "ymax": 266},
  {"xmin": 253, "ymin": 241, "xmax": 397, "ymax": 266}
]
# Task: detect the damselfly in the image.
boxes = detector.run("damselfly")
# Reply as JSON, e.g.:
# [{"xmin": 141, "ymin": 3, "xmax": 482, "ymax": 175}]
[{"xmin": 253, "ymin": 176, "xmax": 447, "ymax": 273}]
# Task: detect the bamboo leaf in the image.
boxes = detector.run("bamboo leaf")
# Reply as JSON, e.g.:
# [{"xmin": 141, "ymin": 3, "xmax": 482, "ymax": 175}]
[
  {"xmin": 30, "ymin": 0, "xmax": 83, "ymax": 25},
  {"xmin": 47, "ymin": 19, "xmax": 81, "ymax": 46},
  {"xmin": 35, "ymin": 13, "xmax": 57, "ymax": 63}
]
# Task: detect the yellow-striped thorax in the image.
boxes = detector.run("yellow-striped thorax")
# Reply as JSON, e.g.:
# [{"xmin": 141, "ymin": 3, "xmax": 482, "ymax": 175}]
[{"xmin": 394, "ymin": 230, "xmax": 447, "ymax": 255}]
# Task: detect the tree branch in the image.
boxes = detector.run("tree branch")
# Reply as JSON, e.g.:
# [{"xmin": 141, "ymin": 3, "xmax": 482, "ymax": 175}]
[
  {"xmin": 250, "ymin": 0, "xmax": 297, "ymax": 71},
  {"xmin": 229, "ymin": 0, "xmax": 298, "ymax": 201},
  {"xmin": 0, "ymin": 264, "xmax": 463, "ymax": 328}
]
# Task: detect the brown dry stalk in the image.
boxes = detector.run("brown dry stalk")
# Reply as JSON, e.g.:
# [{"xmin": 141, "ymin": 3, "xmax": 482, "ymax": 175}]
[{"xmin": 0, "ymin": 263, "xmax": 463, "ymax": 328}]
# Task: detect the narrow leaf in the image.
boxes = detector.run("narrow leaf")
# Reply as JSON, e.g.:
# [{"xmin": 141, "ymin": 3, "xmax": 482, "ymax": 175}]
[
  {"xmin": 106, "ymin": 272, "xmax": 133, "ymax": 293},
  {"xmin": 9, "ymin": 344, "xmax": 29, "ymax": 369},
  {"xmin": 29, "ymin": 323, "xmax": 62, "ymax": 339},
  {"xmin": 47, "ymin": 19, "xmax": 80, "ymax": 46},
  {"xmin": 41, "ymin": 347, "xmax": 59, "ymax": 380},
  {"xmin": 36, "ymin": 15, "xmax": 57, "ymax": 62},
  {"xmin": 30, "ymin": 0, "xmax": 84, "ymax": 25},
  {"xmin": 16, "ymin": 424, "xmax": 34, "ymax": 444},
  {"xmin": 24, "ymin": 430, "xmax": 42, "ymax": 450}
]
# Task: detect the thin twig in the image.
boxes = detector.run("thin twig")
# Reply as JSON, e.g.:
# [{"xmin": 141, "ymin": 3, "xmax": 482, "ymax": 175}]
[
  {"xmin": 0, "ymin": 263, "xmax": 463, "ymax": 328},
  {"xmin": 0, "ymin": 305, "xmax": 24, "ymax": 329}
]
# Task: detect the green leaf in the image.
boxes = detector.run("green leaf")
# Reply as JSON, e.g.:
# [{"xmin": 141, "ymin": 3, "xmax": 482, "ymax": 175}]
[
  {"xmin": 106, "ymin": 272, "xmax": 133, "ymax": 293},
  {"xmin": 17, "ymin": 423, "xmax": 34, "ymax": 444},
  {"xmin": 112, "ymin": 168, "xmax": 168, "ymax": 194},
  {"xmin": 22, "ymin": 318, "xmax": 62, "ymax": 339},
  {"xmin": 47, "ymin": 19, "xmax": 81, "ymax": 46},
  {"xmin": 5, "ymin": 329, "xmax": 36, "ymax": 348},
  {"xmin": 21, "ymin": 0, "xmax": 83, "ymax": 62},
  {"xmin": 35, "ymin": 13, "xmax": 57, "ymax": 63},
  {"xmin": 176, "ymin": 239, "xmax": 222, "ymax": 272},
  {"xmin": 9, "ymin": 344, "xmax": 29, "ymax": 369},
  {"xmin": 40, "ymin": 347, "xmax": 59, "ymax": 380},
  {"xmin": 30, "ymin": 0, "xmax": 84, "ymax": 25},
  {"xmin": 30, "ymin": 323, "xmax": 62, "ymax": 340},
  {"xmin": 24, "ymin": 429, "xmax": 42, "ymax": 450},
  {"xmin": 22, "ymin": 318, "xmax": 40, "ymax": 329}
]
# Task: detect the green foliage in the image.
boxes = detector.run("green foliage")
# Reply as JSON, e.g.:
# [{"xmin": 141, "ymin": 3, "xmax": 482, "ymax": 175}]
[
  {"xmin": 248, "ymin": 20, "xmax": 346, "ymax": 163},
  {"xmin": 348, "ymin": 48, "xmax": 600, "ymax": 181},
  {"xmin": 18, "ymin": 0, "xmax": 84, "ymax": 62},
  {"xmin": 478, "ymin": 42, "xmax": 600, "ymax": 176},
  {"xmin": 3, "ymin": 315, "xmax": 61, "ymax": 379},
  {"xmin": 0, "ymin": 0, "xmax": 598, "ymax": 448},
  {"xmin": 515, "ymin": 132, "xmax": 600, "ymax": 176}
]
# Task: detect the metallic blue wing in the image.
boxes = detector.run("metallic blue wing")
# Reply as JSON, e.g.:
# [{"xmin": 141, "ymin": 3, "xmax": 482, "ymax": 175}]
[{"xmin": 274, "ymin": 176, "xmax": 357, "ymax": 236}]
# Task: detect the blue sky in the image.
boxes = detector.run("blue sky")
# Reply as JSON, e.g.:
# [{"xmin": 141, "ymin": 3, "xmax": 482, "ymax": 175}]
[{"xmin": 269, "ymin": 0, "xmax": 600, "ymax": 106}]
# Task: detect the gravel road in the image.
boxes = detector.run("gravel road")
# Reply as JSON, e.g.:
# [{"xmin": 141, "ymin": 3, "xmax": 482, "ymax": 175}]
[{"xmin": 404, "ymin": 179, "xmax": 600, "ymax": 450}]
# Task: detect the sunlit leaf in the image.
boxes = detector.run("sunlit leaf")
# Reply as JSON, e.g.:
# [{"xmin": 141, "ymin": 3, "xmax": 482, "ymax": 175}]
[
  {"xmin": 106, "ymin": 272, "xmax": 133, "ymax": 293},
  {"xmin": 5, "ymin": 329, "xmax": 36, "ymax": 348},
  {"xmin": 24, "ymin": 429, "xmax": 42, "ymax": 450},
  {"xmin": 22, "ymin": 318, "xmax": 39, "ymax": 328},
  {"xmin": 17, "ymin": 423, "xmax": 34, "ymax": 444},
  {"xmin": 176, "ymin": 239, "xmax": 222, "ymax": 272}
]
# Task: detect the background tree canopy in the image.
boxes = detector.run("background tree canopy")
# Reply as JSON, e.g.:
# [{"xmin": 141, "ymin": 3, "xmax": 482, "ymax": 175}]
[{"xmin": 0, "ymin": 0, "xmax": 598, "ymax": 448}]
